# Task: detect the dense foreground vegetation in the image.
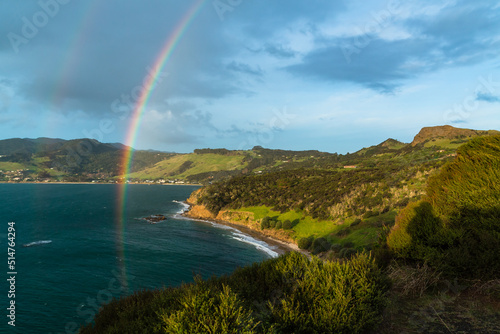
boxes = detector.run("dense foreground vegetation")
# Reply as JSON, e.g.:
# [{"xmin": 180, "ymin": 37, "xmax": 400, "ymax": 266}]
[
  {"xmin": 387, "ymin": 134, "xmax": 500, "ymax": 278},
  {"xmin": 79, "ymin": 252, "xmax": 387, "ymax": 333}
]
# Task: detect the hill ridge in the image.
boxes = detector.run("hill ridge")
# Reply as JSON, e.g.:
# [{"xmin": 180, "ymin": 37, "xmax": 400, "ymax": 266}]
[{"xmin": 410, "ymin": 125, "xmax": 499, "ymax": 146}]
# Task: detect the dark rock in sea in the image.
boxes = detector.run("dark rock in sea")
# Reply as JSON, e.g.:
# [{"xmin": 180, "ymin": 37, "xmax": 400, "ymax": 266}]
[{"xmin": 141, "ymin": 215, "xmax": 167, "ymax": 223}]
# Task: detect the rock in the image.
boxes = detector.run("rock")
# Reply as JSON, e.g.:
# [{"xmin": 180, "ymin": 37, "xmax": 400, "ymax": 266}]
[{"xmin": 142, "ymin": 215, "xmax": 167, "ymax": 223}]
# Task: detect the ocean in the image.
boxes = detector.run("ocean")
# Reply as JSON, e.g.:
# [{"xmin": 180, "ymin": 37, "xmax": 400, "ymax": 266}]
[{"xmin": 0, "ymin": 184, "xmax": 277, "ymax": 333}]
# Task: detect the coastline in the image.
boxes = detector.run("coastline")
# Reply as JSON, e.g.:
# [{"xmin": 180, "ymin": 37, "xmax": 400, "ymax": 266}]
[
  {"xmin": 181, "ymin": 202, "xmax": 307, "ymax": 257},
  {"xmin": 0, "ymin": 181, "xmax": 202, "ymax": 186}
]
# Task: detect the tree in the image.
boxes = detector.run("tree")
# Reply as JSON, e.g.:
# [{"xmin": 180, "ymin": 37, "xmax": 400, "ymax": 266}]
[{"xmin": 261, "ymin": 216, "xmax": 271, "ymax": 230}]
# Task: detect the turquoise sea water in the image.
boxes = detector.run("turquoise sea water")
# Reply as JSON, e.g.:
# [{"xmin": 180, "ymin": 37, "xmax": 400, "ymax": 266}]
[{"xmin": 0, "ymin": 184, "xmax": 276, "ymax": 333}]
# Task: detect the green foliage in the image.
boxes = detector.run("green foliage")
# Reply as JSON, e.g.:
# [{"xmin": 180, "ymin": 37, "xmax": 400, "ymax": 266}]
[
  {"xmin": 388, "ymin": 135, "xmax": 500, "ymax": 278},
  {"xmin": 426, "ymin": 135, "xmax": 500, "ymax": 231},
  {"xmin": 386, "ymin": 201, "xmax": 419, "ymax": 257},
  {"xmin": 351, "ymin": 218, "xmax": 362, "ymax": 226},
  {"xmin": 161, "ymin": 283, "xmax": 257, "ymax": 334},
  {"xmin": 275, "ymin": 220, "xmax": 282, "ymax": 229},
  {"xmin": 282, "ymin": 219, "xmax": 293, "ymax": 230},
  {"xmin": 311, "ymin": 237, "xmax": 331, "ymax": 254},
  {"xmin": 80, "ymin": 252, "xmax": 388, "ymax": 334},
  {"xmin": 260, "ymin": 216, "xmax": 271, "ymax": 230},
  {"xmin": 339, "ymin": 248, "xmax": 358, "ymax": 259},
  {"xmin": 268, "ymin": 219, "xmax": 277, "ymax": 229},
  {"xmin": 297, "ymin": 237, "xmax": 313, "ymax": 250}
]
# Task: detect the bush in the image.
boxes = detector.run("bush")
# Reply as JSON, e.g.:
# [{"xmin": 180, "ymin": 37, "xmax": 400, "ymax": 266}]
[
  {"xmin": 161, "ymin": 284, "xmax": 257, "ymax": 334},
  {"xmin": 351, "ymin": 218, "xmax": 362, "ymax": 227},
  {"xmin": 260, "ymin": 216, "xmax": 271, "ymax": 230},
  {"xmin": 282, "ymin": 220, "xmax": 293, "ymax": 230},
  {"xmin": 298, "ymin": 237, "xmax": 314, "ymax": 250},
  {"xmin": 312, "ymin": 237, "xmax": 331, "ymax": 254},
  {"xmin": 363, "ymin": 210, "xmax": 375, "ymax": 219},
  {"xmin": 336, "ymin": 228, "xmax": 351, "ymax": 237},
  {"xmin": 268, "ymin": 219, "xmax": 276, "ymax": 229},
  {"xmin": 81, "ymin": 252, "xmax": 388, "ymax": 334},
  {"xmin": 342, "ymin": 241, "xmax": 355, "ymax": 248},
  {"xmin": 330, "ymin": 243, "xmax": 342, "ymax": 252},
  {"xmin": 339, "ymin": 248, "xmax": 358, "ymax": 259},
  {"xmin": 275, "ymin": 220, "xmax": 282, "ymax": 229}
]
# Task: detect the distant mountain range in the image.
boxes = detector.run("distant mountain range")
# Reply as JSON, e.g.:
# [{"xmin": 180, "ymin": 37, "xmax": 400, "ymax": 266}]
[{"xmin": 0, "ymin": 125, "xmax": 497, "ymax": 183}]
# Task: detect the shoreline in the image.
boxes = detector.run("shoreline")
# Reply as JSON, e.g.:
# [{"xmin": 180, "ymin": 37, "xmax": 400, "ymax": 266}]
[
  {"xmin": 181, "ymin": 202, "xmax": 307, "ymax": 257},
  {"xmin": 0, "ymin": 181, "xmax": 202, "ymax": 186}
]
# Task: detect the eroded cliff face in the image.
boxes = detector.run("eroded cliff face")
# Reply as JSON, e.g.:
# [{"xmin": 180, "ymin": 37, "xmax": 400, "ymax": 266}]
[
  {"xmin": 185, "ymin": 188, "xmax": 217, "ymax": 220},
  {"xmin": 186, "ymin": 188, "xmax": 203, "ymax": 205},
  {"xmin": 187, "ymin": 204, "xmax": 216, "ymax": 220}
]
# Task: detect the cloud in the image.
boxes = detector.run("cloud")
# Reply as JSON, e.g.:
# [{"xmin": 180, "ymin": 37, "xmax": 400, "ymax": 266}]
[
  {"xmin": 137, "ymin": 106, "xmax": 224, "ymax": 149},
  {"xmin": 476, "ymin": 92, "xmax": 500, "ymax": 103},
  {"xmin": 264, "ymin": 44, "xmax": 297, "ymax": 59},
  {"xmin": 286, "ymin": 1, "xmax": 500, "ymax": 93},
  {"xmin": 287, "ymin": 37, "xmax": 426, "ymax": 93},
  {"xmin": 226, "ymin": 61, "xmax": 263, "ymax": 76}
]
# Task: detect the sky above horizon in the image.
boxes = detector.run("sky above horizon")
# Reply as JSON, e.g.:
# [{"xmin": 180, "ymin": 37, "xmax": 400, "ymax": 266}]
[{"xmin": 1, "ymin": 0, "xmax": 499, "ymax": 154}]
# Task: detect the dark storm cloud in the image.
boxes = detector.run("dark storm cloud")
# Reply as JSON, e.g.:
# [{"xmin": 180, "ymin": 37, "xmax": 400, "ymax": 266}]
[{"xmin": 287, "ymin": 1, "xmax": 500, "ymax": 93}]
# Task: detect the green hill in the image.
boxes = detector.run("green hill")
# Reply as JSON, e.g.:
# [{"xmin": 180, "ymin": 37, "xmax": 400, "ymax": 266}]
[
  {"xmin": 387, "ymin": 134, "xmax": 500, "ymax": 278},
  {"xmin": 0, "ymin": 138, "xmax": 171, "ymax": 182},
  {"xmin": 1, "ymin": 125, "xmax": 496, "ymax": 184}
]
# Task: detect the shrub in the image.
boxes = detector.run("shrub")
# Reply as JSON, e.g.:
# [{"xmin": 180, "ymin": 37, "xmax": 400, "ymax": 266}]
[
  {"xmin": 330, "ymin": 243, "xmax": 342, "ymax": 252},
  {"xmin": 268, "ymin": 219, "xmax": 276, "ymax": 229},
  {"xmin": 161, "ymin": 284, "xmax": 257, "ymax": 334},
  {"xmin": 342, "ymin": 241, "xmax": 355, "ymax": 248},
  {"xmin": 339, "ymin": 248, "xmax": 358, "ymax": 259},
  {"xmin": 311, "ymin": 237, "xmax": 330, "ymax": 254},
  {"xmin": 351, "ymin": 218, "xmax": 362, "ymax": 227},
  {"xmin": 260, "ymin": 216, "xmax": 271, "ymax": 230},
  {"xmin": 363, "ymin": 210, "xmax": 375, "ymax": 219},
  {"xmin": 275, "ymin": 220, "xmax": 282, "ymax": 229},
  {"xmin": 264, "ymin": 253, "xmax": 387, "ymax": 333},
  {"xmin": 298, "ymin": 237, "xmax": 314, "ymax": 250},
  {"xmin": 336, "ymin": 228, "xmax": 351, "ymax": 237},
  {"xmin": 81, "ymin": 252, "xmax": 388, "ymax": 334},
  {"xmin": 386, "ymin": 201, "xmax": 420, "ymax": 258},
  {"xmin": 282, "ymin": 219, "xmax": 293, "ymax": 230}
]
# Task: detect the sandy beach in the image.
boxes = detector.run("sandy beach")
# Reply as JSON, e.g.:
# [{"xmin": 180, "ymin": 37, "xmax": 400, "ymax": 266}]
[{"xmin": 181, "ymin": 204, "xmax": 308, "ymax": 257}]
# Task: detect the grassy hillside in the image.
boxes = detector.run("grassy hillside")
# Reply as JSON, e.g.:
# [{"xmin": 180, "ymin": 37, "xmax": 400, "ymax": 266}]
[
  {"xmin": 186, "ymin": 127, "xmax": 500, "ymax": 259},
  {"xmin": 127, "ymin": 152, "xmax": 248, "ymax": 181}
]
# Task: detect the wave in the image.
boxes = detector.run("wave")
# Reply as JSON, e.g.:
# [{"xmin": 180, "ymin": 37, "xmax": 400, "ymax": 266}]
[
  {"xmin": 230, "ymin": 232, "xmax": 279, "ymax": 258},
  {"xmin": 172, "ymin": 204, "xmax": 279, "ymax": 258},
  {"xmin": 23, "ymin": 240, "xmax": 52, "ymax": 247},
  {"xmin": 172, "ymin": 200, "xmax": 190, "ymax": 214}
]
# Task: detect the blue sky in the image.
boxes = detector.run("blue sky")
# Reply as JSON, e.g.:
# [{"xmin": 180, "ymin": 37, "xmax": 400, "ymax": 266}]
[{"xmin": 0, "ymin": 0, "xmax": 499, "ymax": 153}]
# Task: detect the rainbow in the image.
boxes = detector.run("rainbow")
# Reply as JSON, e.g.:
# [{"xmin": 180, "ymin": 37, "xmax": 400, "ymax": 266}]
[{"xmin": 115, "ymin": 0, "xmax": 206, "ymax": 288}]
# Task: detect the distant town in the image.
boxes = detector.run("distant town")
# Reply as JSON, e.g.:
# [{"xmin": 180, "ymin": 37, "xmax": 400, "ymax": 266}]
[{"xmin": 0, "ymin": 169, "xmax": 194, "ymax": 185}]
